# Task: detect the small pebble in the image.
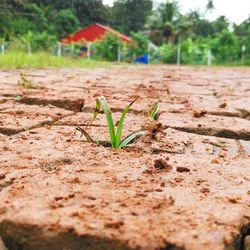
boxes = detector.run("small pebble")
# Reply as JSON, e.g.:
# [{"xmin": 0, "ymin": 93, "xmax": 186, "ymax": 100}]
[
  {"xmin": 176, "ymin": 166, "xmax": 190, "ymax": 172},
  {"xmin": 219, "ymin": 102, "xmax": 227, "ymax": 108},
  {"xmin": 154, "ymin": 159, "xmax": 172, "ymax": 171}
]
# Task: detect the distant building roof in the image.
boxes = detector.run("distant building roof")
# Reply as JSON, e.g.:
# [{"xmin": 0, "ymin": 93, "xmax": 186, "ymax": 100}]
[{"xmin": 62, "ymin": 23, "xmax": 131, "ymax": 44}]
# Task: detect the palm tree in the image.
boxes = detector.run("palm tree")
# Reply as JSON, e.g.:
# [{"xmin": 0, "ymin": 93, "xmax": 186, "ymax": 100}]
[
  {"xmin": 40, "ymin": 5, "xmax": 57, "ymax": 29},
  {"xmin": 147, "ymin": 0, "xmax": 192, "ymax": 44},
  {"xmin": 174, "ymin": 14, "xmax": 193, "ymax": 42},
  {"xmin": 146, "ymin": 0, "xmax": 180, "ymax": 44},
  {"xmin": 206, "ymin": 0, "xmax": 214, "ymax": 13},
  {"xmin": 10, "ymin": 0, "xmax": 26, "ymax": 4}
]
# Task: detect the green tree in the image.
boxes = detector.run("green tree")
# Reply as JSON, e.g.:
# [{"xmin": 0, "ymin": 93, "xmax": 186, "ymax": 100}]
[
  {"xmin": 234, "ymin": 16, "xmax": 250, "ymax": 37},
  {"xmin": 1, "ymin": 0, "xmax": 27, "ymax": 10},
  {"xmin": 234, "ymin": 16, "xmax": 250, "ymax": 60},
  {"xmin": 147, "ymin": 0, "xmax": 179, "ymax": 44},
  {"xmin": 185, "ymin": 10, "xmax": 213, "ymax": 37},
  {"xmin": 206, "ymin": 0, "xmax": 214, "ymax": 13},
  {"xmin": 39, "ymin": 5, "xmax": 58, "ymax": 33},
  {"xmin": 73, "ymin": 0, "xmax": 109, "ymax": 27},
  {"xmin": 0, "ymin": 9, "xmax": 12, "ymax": 38},
  {"xmin": 147, "ymin": 1, "xmax": 192, "ymax": 44},
  {"xmin": 32, "ymin": 31, "xmax": 57, "ymax": 50},
  {"xmin": 212, "ymin": 16, "xmax": 229, "ymax": 35},
  {"xmin": 194, "ymin": 18, "xmax": 214, "ymax": 37},
  {"xmin": 54, "ymin": 9, "xmax": 80, "ymax": 38},
  {"xmin": 93, "ymin": 32, "xmax": 123, "ymax": 61},
  {"xmin": 10, "ymin": 18, "xmax": 35, "ymax": 35},
  {"xmin": 128, "ymin": 32, "xmax": 149, "ymax": 58},
  {"xmin": 174, "ymin": 14, "xmax": 193, "ymax": 42},
  {"xmin": 112, "ymin": 0, "xmax": 153, "ymax": 34},
  {"xmin": 212, "ymin": 29, "xmax": 239, "ymax": 63},
  {"xmin": 159, "ymin": 43, "xmax": 176, "ymax": 63},
  {"xmin": 22, "ymin": 3, "xmax": 47, "ymax": 31},
  {"xmin": 32, "ymin": 0, "xmax": 109, "ymax": 27}
]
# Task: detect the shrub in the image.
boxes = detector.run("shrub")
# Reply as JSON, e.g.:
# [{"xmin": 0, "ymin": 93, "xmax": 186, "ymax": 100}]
[
  {"xmin": 159, "ymin": 43, "xmax": 177, "ymax": 63},
  {"xmin": 92, "ymin": 32, "xmax": 123, "ymax": 61}
]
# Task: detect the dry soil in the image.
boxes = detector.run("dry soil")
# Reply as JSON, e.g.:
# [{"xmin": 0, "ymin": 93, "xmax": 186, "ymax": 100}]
[{"xmin": 0, "ymin": 65, "xmax": 249, "ymax": 250}]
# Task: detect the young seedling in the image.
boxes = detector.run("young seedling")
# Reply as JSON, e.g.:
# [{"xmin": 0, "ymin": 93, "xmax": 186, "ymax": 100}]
[
  {"xmin": 149, "ymin": 101, "xmax": 160, "ymax": 120},
  {"xmin": 76, "ymin": 96, "xmax": 147, "ymax": 149},
  {"xmin": 18, "ymin": 73, "xmax": 39, "ymax": 89},
  {"xmin": 91, "ymin": 96, "xmax": 146, "ymax": 149}
]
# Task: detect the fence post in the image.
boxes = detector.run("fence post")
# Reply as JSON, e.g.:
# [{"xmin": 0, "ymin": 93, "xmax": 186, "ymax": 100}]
[
  {"xmin": 147, "ymin": 42, "xmax": 150, "ymax": 64},
  {"xmin": 27, "ymin": 43, "xmax": 32, "ymax": 55},
  {"xmin": 117, "ymin": 44, "xmax": 121, "ymax": 62},
  {"xmin": 87, "ymin": 43, "xmax": 91, "ymax": 60},
  {"xmin": 207, "ymin": 49, "xmax": 212, "ymax": 66},
  {"xmin": 1, "ymin": 43, "xmax": 5, "ymax": 55},
  {"xmin": 57, "ymin": 42, "xmax": 62, "ymax": 57},
  {"xmin": 177, "ymin": 44, "xmax": 181, "ymax": 65},
  {"xmin": 241, "ymin": 45, "xmax": 246, "ymax": 66}
]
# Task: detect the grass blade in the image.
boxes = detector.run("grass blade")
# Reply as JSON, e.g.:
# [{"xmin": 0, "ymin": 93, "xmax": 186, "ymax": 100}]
[
  {"xmin": 91, "ymin": 98, "xmax": 101, "ymax": 124},
  {"xmin": 97, "ymin": 96, "xmax": 116, "ymax": 148},
  {"xmin": 149, "ymin": 101, "xmax": 160, "ymax": 120},
  {"xmin": 119, "ymin": 130, "xmax": 146, "ymax": 149},
  {"xmin": 115, "ymin": 98, "xmax": 137, "ymax": 148}
]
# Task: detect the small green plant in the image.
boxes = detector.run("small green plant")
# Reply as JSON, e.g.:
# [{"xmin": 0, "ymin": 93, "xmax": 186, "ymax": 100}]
[
  {"xmin": 142, "ymin": 101, "xmax": 160, "ymax": 120},
  {"xmin": 18, "ymin": 73, "xmax": 39, "ymax": 89},
  {"xmin": 77, "ymin": 96, "xmax": 146, "ymax": 149},
  {"xmin": 93, "ymin": 96, "xmax": 145, "ymax": 149},
  {"xmin": 149, "ymin": 101, "xmax": 160, "ymax": 120},
  {"xmin": 16, "ymin": 95, "xmax": 22, "ymax": 101}
]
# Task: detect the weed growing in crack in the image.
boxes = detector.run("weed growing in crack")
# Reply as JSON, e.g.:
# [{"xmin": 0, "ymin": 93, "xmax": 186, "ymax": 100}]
[
  {"xmin": 16, "ymin": 95, "xmax": 22, "ymax": 101},
  {"xmin": 18, "ymin": 73, "xmax": 39, "ymax": 89},
  {"xmin": 149, "ymin": 101, "xmax": 160, "ymax": 120},
  {"xmin": 142, "ymin": 101, "xmax": 160, "ymax": 120},
  {"xmin": 77, "ymin": 96, "xmax": 146, "ymax": 149}
]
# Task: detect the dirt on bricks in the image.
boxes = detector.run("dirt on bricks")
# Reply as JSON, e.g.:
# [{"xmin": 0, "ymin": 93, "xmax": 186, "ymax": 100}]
[{"xmin": 0, "ymin": 65, "xmax": 249, "ymax": 250}]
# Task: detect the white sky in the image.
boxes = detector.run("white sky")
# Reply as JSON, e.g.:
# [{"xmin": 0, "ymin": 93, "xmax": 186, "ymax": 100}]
[{"xmin": 103, "ymin": 0, "xmax": 250, "ymax": 24}]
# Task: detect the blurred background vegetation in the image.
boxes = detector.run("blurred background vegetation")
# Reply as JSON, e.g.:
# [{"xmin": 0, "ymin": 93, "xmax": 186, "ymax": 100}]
[{"xmin": 0, "ymin": 0, "xmax": 249, "ymax": 66}]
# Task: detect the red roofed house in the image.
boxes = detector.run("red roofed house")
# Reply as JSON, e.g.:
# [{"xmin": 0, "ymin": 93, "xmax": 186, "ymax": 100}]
[{"xmin": 62, "ymin": 23, "xmax": 131, "ymax": 45}]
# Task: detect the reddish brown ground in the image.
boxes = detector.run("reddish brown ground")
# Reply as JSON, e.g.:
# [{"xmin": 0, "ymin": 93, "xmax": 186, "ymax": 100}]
[{"xmin": 0, "ymin": 65, "xmax": 249, "ymax": 250}]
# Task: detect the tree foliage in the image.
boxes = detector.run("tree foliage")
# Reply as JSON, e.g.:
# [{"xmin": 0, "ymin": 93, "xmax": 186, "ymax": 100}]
[
  {"xmin": 53, "ymin": 9, "xmax": 80, "ymax": 38},
  {"xmin": 112, "ymin": 0, "xmax": 153, "ymax": 34},
  {"xmin": 92, "ymin": 32, "xmax": 123, "ymax": 61},
  {"xmin": 0, "ymin": 0, "xmax": 249, "ymax": 64}
]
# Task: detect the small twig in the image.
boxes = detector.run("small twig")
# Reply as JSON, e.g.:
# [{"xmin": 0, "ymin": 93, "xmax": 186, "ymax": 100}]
[{"xmin": 76, "ymin": 126, "xmax": 95, "ymax": 143}]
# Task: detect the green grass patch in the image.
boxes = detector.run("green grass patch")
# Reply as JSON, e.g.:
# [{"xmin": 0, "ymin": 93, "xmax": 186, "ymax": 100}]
[
  {"xmin": 213, "ymin": 59, "xmax": 250, "ymax": 66},
  {"xmin": 0, "ymin": 51, "xmax": 112, "ymax": 69}
]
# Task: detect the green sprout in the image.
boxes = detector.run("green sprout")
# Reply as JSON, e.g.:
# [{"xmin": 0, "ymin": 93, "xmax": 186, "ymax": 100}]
[
  {"xmin": 18, "ymin": 73, "xmax": 39, "ymax": 89},
  {"xmin": 88, "ymin": 96, "xmax": 145, "ymax": 149},
  {"xmin": 16, "ymin": 95, "xmax": 22, "ymax": 101},
  {"xmin": 149, "ymin": 101, "xmax": 160, "ymax": 120}
]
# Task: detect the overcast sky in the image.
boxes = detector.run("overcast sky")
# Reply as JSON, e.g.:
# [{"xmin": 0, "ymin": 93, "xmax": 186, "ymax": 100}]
[{"xmin": 103, "ymin": 0, "xmax": 250, "ymax": 24}]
